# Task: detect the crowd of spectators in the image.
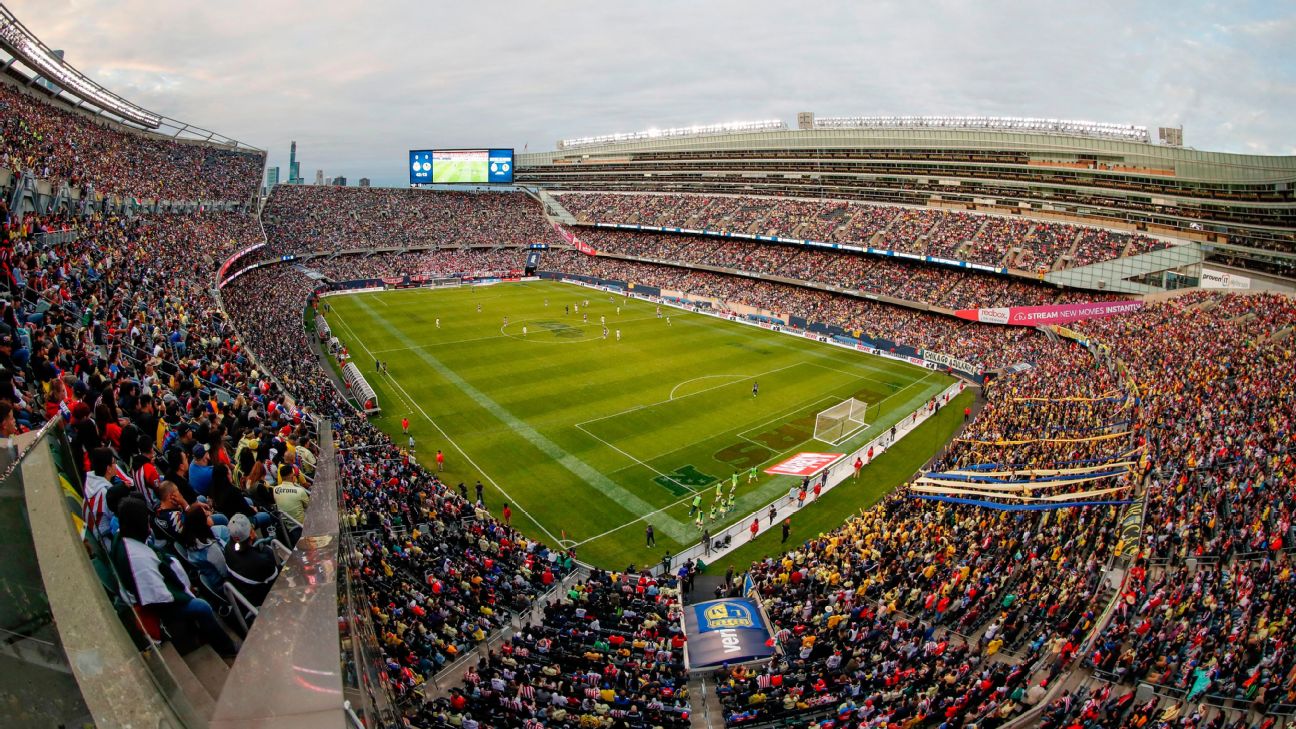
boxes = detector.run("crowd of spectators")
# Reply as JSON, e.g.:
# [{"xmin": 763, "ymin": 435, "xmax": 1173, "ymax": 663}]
[
  {"xmin": 0, "ymin": 209, "xmax": 312, "ymax": 668},
  {"xmin": 574, "ymin": 228, "xmax": 1109, "ymax": 310},
  {"xmin": 0, "ymin": 82, "xmax": 262, "ymax": 202},
  {"xmin": 423, "ymin": 567, "xmax": 691, "ymax": 727},
  {"xmin": 262, "ymin": 186, "xmax": 561, "ymax": 255},
  {"xmin": 547, "ymin": 250, "xmax": 1050, "ymax": 370},
  {"xmin": 556, "ymin": 192, "xmax": 1171, "ymax": 271}
]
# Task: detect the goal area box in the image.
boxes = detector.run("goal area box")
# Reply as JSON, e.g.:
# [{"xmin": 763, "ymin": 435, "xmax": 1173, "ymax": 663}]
[{"xmin": 813, "ymin": 397, "xmax": 873, "ymax": 445}]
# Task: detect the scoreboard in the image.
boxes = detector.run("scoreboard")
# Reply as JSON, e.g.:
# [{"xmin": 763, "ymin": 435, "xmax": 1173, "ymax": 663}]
[{"xmin": 409, "ymin": 148, "xmax": 514, "ymax": 185}]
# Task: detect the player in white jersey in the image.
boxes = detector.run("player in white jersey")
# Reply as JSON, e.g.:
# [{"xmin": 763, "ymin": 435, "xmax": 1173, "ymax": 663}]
[
  {"xmin": 616, "ymin": 329, "xmax": 621, "ymax": 341},
  {"xmin": 522, "ymin": 326, "xmax": 528, "ymax": 337},
  {"xmin": 435, "ymin": 317, "xmax": 440, "ymax": 328}
]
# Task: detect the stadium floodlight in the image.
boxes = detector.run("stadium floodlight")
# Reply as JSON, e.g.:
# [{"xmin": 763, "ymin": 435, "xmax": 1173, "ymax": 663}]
[
  {"xmin": 558, "ymin": 119, "xmax": 787, "ymax": 150},
  {"xmin": 813, "ymin": 115, "xmax": 1149, "ymax": 143},
  {"xmin": 0, "ymin": 5, "xmax": 162, "ymax": 128}
]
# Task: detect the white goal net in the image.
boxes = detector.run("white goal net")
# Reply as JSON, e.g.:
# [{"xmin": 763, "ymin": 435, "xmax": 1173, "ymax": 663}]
[{"xmin": 813, "ymin": 397, "xmax": 872, "ymax": 445}]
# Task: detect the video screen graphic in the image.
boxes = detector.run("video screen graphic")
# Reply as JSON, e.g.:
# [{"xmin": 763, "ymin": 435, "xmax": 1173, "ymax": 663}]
[{"xmin": 409, "ymin": 148, "xmax": 514, "ymax": 185}]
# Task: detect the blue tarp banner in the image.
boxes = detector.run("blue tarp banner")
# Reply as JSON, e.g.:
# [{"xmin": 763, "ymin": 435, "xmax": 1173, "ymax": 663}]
[
  {"xmin": 924, "ymin": 469, "xmax": 1128, "ymax": 484},
  {"xmin": 682, "ymin": 598, "xmax": 776, "ymax": 670}
]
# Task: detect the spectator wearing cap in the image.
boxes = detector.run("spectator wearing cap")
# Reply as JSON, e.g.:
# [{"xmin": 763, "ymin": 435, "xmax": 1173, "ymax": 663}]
[
  {"xmin": 111, "ymin": 497, "xmax": 238, "ymax": 657},
  {"xmin": 189, "ymin": 443, "xmax": 214, "ymax": 496},
  {"xmin": 223, "ymin": 514, "xmax": 279, "ymax": 607}
]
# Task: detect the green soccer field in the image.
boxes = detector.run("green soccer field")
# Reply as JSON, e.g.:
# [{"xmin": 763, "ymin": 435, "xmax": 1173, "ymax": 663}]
[
  {"xmin": 323, "ymin": 280, "xmax": 954, "ymax": 568},
  {"xmin": 432, "ymin": 158, "xmax": 488, "ymax": 183}
]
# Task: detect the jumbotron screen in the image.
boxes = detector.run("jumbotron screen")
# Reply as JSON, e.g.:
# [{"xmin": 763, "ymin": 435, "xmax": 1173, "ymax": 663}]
[{"xmin": 409, "ymin": 148, "xmax": 514, "ymax": 185}]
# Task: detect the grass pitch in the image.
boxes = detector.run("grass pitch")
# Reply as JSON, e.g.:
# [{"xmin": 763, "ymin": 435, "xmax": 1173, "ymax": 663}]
[
  {"xmin": 324, "ymin": 280, "xmax": 955, "ymax": 568},
  {"xmin": 432, "ymin": 158, "xmax": 489, "ymax": 184}
]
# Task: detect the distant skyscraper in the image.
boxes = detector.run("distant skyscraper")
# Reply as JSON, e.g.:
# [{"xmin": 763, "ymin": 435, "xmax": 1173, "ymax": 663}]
[
  {"xmin": 332, "ymin": 176, "xmax": 347, "ymax": 186},
  {"xmin": 358, "ymin": 178, "xmax": 371, "ymax": 188},
  {"xmin": 265, "ymin": 166, "xmax": 280, "ymax": 190},
  {"xmin": 288, "ymin": 141, "xmax": 301, "ymax": 184},
  {"xmin": 314, "ymin": 169, "xmax": 324, "ymax": 186}
]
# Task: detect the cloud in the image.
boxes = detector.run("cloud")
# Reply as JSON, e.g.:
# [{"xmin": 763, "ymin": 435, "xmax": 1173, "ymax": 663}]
[{"xmin": 9, "ymin": 0, "xmax": 1295, "ymax": 186}]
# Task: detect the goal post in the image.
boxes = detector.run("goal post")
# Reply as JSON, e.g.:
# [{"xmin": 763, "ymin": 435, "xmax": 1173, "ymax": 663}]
[{"xmin": 813, "ymin": 397, "xmax": 873, "ymax": 445}]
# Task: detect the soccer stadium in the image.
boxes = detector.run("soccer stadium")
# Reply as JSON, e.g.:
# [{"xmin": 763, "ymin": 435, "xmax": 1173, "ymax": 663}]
[{"xmin": 1, "ymin": 3, "xmax": 1295, "ymax": 728}]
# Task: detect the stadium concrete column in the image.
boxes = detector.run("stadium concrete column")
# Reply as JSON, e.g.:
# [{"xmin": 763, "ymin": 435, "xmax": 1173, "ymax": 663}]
[{"xmin": 350, "ymin": 297, "xmax": 695, "ymax": 543}]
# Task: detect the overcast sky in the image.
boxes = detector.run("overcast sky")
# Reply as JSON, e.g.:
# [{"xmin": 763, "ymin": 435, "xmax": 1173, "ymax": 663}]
[{"xmin": 11, "ymin": 0, "xmax": 1295, "ymax": 187}]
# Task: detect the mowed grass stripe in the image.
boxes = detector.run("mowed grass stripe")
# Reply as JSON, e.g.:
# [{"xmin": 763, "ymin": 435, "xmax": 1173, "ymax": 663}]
[
  {"xmin": 325, "ymin": 281, "xmax": 955, "ymax": 568},
  {"xmin": 349, "ymin": 295, "xmax": 697, "ymax": 543}
]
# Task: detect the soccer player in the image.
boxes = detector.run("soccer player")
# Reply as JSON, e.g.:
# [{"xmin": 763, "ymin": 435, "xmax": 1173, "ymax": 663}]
[
  {"xmin": 752, "ymin": 381, "xmax": 759, "ymax": 397},
  {"xmin": 600, "ymin": 315, "xmax": 605, "ymax": 325},
  {"xmin": 435, "ymin": 317, "xmax": 440, "ymax": 328},
  {"xmin": 656, "ymin": 306, "xmax": 662, "ymax": 318},
  {"xmin": 564, "ymin": 304, "xmax": 569, "ymax": 315},
  {"xmin": 522, "ymin": 326, "xmax": 528, "ymax": 337},
  {"xmin": 731, "ymin": 472, "xmax": 739, "ymax": 492},
  {"xmin": 714, "ymin": 481, "xmax": 723, "ymax": 500},
  {"xmin": 748, "ymin": 465, "xmax": 757, "ymax": 483},
  {"xmin": 477, "ymin": 303, "xmax": 482, "ymax": 313},
  {"xmin": 616, "ymin": 306, "xmax": 620, "ymax": 315},
  {"xmin": 708, "ymin": 504, "xmax": 717, "ymax": 523},
  {"xmin": 583, "ymin": 313, "xmax": 588, "ymax": 324},
  {"xmin": 689, "ymin": 494, "xmax": 701, "ymax": 516},
  {"xmin": 544, "ymin": 298, "xmax": 549, "ymax": 307},
  {"xmin": 615, "ymin": 329, "xmax": 621, "ymax": 341},
  {"xmin": 645, "ymin": 524, "xmax": 655, "ymax": 547},
  {"xmin": 602, "ymin": 327, "xmax": 608, "ymax": 340},
  {"xmin": 694, "ymin": 513, "xmax": 704, "ymax": 530},
  {"xmin": 503, "ymin": 315, "xmax": 509, "ymax": 326},
  {"xmin": 666, "ymin": 316, "xmax": 671, "ymax": 326}
]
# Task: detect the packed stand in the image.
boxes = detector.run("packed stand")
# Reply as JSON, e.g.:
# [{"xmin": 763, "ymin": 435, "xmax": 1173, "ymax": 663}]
[
  {"xmin": 222, "ymin": 252, "xmax": 567, "ymax": 691},
  {"xmin": 547, "ymin": 250, "xmax": 1051, "ymax": 370},
  {"xmin": 0, "ymin": 209, "xmax": 316, "ymax": 664},
  {"xmin": 555, "ymin": 192, "xmax": 1175, "ymax": 270},
  {"xmin": 262, "ymin": 186, "xmax": 562, "ymax": 255},
  {"xmin": 576, "ymin": 228, "xmax": 1107, "ymax": 310},
  {"xmin": 423, "ymin": 567, "xmax": 690, "ymax": 727},
  {"xmin": 0, "ymin": 82, "xmax": 263, "ymax": 202}
]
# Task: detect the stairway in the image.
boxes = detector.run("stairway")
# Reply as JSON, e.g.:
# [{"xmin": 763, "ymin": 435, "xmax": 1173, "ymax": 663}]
[{"xmin": 159, "ymin": 642, "xmax": 232, "ymax": 722}]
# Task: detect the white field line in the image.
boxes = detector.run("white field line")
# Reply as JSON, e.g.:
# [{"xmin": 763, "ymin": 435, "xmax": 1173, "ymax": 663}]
[
  {"xmin": 575, "ymin": 361, "xmax": 804, "ymax": 429},
  {"xmin": 569, "ymin": 374, "xmax": 947, "ymax": 549},
  {"xmin": 668, "ymin": 374, "xmax": 745, "ymax": 400},
  {"xmin": 329, "ymin": 307, "xmax": 565, "ymax": 547},
  {"xmin": 367, "ymin": 313, "xmax": 669, "ymax": 354},
  {"xmin": 348, "ymin": 296, "xmax": 696, "ymax": 544}
]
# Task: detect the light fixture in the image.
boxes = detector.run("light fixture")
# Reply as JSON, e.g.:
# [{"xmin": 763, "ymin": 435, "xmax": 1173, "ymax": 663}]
[
  {"xmin": 814, "ymin": 116, "xmax": 1149, "ymax": 143},
  {"xmin": 0, "ymin": 6, "xmax": 162, "ymax": 128},
  {"xmin": 559, "ymin": 120, "xmax": 787, "ymax": 150}
]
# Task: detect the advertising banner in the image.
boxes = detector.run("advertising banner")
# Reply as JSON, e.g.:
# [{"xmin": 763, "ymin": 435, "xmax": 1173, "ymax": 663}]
[
  {"xmin": 764, "ymin": 452, "xmax": 844, "ymax": 476},
  {"xmin": 553, "ymin": 223, "xmax": 598, "ymax": 255},
  {"xmin": 682, "ymin": 598, "xmax": 776, "ymax": 670},
  {"xmin": 1200, "ymin": 268, "xmax": 1251, "ymax": 290},
  {"xmin": 921, "ymin": 350, "xmax": 981, "ymax": 375},
  {"xmin": 955, "ymin": 300, "xmax": 1143, "ymax": 326}
]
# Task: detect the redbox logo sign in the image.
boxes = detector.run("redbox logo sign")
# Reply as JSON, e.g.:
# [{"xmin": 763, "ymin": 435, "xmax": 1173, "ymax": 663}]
[{"xmin": 764, "ymin": 452, "xmax": 845, "ymax": 477}]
